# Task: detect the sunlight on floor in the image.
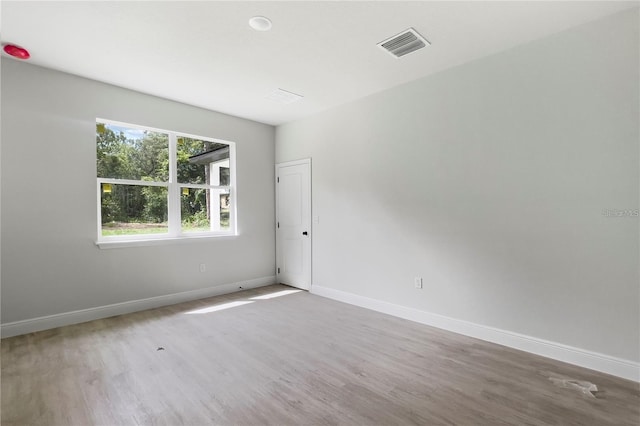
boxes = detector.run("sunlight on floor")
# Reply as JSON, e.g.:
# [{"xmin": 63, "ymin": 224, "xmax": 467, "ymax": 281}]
[
  {"xmin": 250, "ymin": 289, "xmax": 302, "ymax": 300},
  {"xmin": 185, "ymin": 300, "xmax": 254, "ymax": 315},
  {"xmin": 184, "ymin": 288, "xmax": 302, "ymax": 315}
]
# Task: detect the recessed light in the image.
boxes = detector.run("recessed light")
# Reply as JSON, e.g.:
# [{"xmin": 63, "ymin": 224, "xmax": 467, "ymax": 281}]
[{"xmin": 249, "ymin": 16, "xmax": 272, "ymax": 32}]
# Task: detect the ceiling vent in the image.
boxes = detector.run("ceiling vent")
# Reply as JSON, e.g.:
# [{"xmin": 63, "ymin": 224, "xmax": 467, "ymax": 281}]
[
  {"xmin": 266, "ymin": 88, "xmax": 303, "ymax": 105},
  {"xmin": 377, "ymin": 28, "xmax": 430, "ymax": 58}
]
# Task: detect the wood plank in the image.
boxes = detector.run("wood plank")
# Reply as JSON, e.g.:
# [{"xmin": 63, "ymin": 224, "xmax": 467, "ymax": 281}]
[{"xmin": 2, "ymin": 285, "xmax": 639, "ymax": 425}]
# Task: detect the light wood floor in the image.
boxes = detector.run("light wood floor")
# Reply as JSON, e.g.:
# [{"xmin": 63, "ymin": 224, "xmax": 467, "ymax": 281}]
[{"xmin": 2, "ymin": 284, "xmax": 639, "ymax": 425}]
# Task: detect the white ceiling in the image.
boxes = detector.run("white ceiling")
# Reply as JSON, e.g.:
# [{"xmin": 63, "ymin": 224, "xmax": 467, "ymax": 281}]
[{"xmin": 1, "ymin": 1, "xmax": 637, "ymax": 126}]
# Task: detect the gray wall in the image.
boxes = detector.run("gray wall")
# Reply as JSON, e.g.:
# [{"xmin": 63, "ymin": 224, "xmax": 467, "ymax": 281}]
[
  {"xmin": 276, "ymin": 10, "xmax": 639, "ymax": 362},
  {"xmin": 1, "ymin": 61, "xmax": 275, "ymax": 323}
]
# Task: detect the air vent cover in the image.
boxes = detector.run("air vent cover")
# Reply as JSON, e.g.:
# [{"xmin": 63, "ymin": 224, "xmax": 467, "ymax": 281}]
[
  {"xmin": 266, "ymin": 88, "xmax": 304, "ymax": 105},
  {"xmin": 377, "ymin": 28, "xmax": 430, "ymax": 58}
]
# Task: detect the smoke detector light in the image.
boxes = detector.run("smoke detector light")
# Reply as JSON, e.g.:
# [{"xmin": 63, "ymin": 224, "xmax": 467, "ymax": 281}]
[
  {"xmin": 3, "ymin": 44, "xmax": 30, "ymax": 60},
  {"xmin": 266, "ymin": 88, "xmax": 303, "ymax": 105},
  {"xmin": 249, "ymin": 16, "xmax": 272, "ymax": 31}
]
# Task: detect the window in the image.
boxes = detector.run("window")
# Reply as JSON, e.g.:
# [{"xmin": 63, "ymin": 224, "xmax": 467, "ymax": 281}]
[{"xmin": 96, "ymin": 119, "xmax": 236, "ymax": 243}]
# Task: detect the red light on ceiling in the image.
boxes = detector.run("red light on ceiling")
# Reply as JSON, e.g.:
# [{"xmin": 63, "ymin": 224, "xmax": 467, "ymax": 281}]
[{"xmin": 3, "ymin": 44, "xmax": 30, "ymax": 60}]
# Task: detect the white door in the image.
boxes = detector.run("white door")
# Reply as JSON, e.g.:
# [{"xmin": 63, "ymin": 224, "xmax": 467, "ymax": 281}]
[{"xmin": 276, "ymin": 159, "xmax": 311, "ymax": 290}]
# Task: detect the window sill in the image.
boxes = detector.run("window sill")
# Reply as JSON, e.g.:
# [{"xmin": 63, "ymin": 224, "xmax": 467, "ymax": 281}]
[{"xmin": 96, "ymin": 233, "xmax": 238, "ymax": 249}]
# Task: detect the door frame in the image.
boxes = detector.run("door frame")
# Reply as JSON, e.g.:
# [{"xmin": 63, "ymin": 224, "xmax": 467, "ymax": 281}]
[{"xmin": 275, "ymin": 158, "xmax": 312, "ymax": 290}]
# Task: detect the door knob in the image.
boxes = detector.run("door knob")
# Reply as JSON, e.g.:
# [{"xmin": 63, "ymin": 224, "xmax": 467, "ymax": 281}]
[{"xmin": 302, "ymin": 231, "xmax": 308, "ymax": 235}]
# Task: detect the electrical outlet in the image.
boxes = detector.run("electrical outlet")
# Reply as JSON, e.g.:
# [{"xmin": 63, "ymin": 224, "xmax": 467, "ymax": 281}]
[
  {"xmin": 199, "ymin": 263, "xmax": 206, "ymax": 273},
  {"xmin": 414, "ymin": 277, "xmax": 423, "ymax": 289}
]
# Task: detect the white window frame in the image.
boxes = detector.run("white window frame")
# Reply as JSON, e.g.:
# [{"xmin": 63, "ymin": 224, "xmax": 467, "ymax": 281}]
[{"xmin": 96, "ymin": 119, "xmax": 237, "ymax": 248}]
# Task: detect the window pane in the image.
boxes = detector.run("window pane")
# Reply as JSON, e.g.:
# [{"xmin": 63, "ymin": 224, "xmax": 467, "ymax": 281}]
[
  {"xmin": 219, "ymin": 190, "xmax": 231, "ymax": 230},
  {"xmin": 97, "ymin": 122, "xmax": 169, "ymax": 181},
  {"xmin": 181, "ymin": 188, "xmax": 231, "ymax": 233},
  {"xmin": 101, "ymin": 184, "xmax": 168, "ymax": 236},
  {"xmin": 177, "ymin": 137, "xmax": 230, "ymax": 185}
]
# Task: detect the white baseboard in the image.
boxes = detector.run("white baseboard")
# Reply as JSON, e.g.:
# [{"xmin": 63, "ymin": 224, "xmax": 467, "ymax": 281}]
[
  {"xmin": 311, "ymin": 284, "xmax": 640, "ymax": 383},
  {"xmin": 1, "ymin": 276, "xmax": 276, "ymax": 338}
]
